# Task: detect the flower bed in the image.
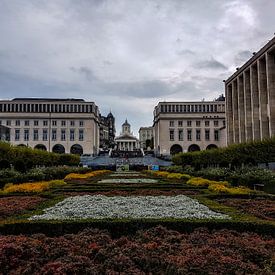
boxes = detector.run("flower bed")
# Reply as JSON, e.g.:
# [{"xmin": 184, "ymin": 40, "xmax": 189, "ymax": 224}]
[
  {"xmin": 29, "ymin": 195, "xmax": 230, "ymax": 220},
  {"xmin": 0, "ymin": 196, "xmax": 46, "ymax": 219},
  {"xmin": 216, "ymin": 198, "xmax": 275, "ymax": 221},
  {"xmin": 109, "ymin": 173, "xmax": 141, "ymax": 177},
  {"xmin": 0, "ymin": 226, "xmax": 274, "ymax": 274},
  {"xmin": 64, "ymin": 170, "xmax": 111, "ymax": 181},
  {"xmin": 98, "ymin": 178, "xmax": 158, "ymax": 184}
]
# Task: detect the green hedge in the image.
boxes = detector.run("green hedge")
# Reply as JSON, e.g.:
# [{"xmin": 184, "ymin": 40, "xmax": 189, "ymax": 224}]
[
  {"xmin": 172, "ymin": 137, "xmax": 275, "ymax": 168},
  {"xmin": 0, "ymin": 142, "xmax": 80, "ymax": 172}
]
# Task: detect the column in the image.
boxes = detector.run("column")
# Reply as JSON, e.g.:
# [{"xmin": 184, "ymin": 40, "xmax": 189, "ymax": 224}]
[
  {"xmin": 238, "ymin": 75, "xmax": 246, "ymax": 142},
  {"xmin": 244, "ymin": 69, "xmax": 253, "ymax": 141},
  {"xmin": 232, "ymin": 80, "xmax": 239, "ymax": 143},
  {"xmin": 258, "ymin": 57, "xmax": 270, "ymax": 139},
  {"xmin": 266, "ymin": 51, "xmax": 275, "ymax": 137},
  {"xmin": 225, "ymin": 83, "xmax": 234, "ymax": 144},
  {"xmin": 250, "ymin": 64, "xmax": 261, "ymax": 140}
]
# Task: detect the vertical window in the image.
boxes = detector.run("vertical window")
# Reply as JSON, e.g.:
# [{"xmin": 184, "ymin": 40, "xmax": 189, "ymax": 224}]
[
  {"xmin": 70, "ymin": 129, "xmax": 75, "ymax": 141},
  {"xmin": 24, "ymin": 120, "xmax": 29, "ymax": 126},
  {"xmin": 214, "ymin": 120, "xmax": 219, "ymax": 127},
  {"xmin": 79, "ymin": 129, "xmax": 84, "ymax": 141},
  {"xmin": 187, "ymin": 120, "xmax": 192, "ymax": 127},
  {"xmin": 15, "ymin": 120, "xmax": 20, "ymax": 126},
  {"xmin": 178, "ymin": 121, "xmax": 183, "ymax": 127},
  {"xmin": 61, "ymin": 129, "xmax": 66, "ymax": 141},
  {"xmin": 187, "ymin": 129, "xmax": 192, "ymax": 141},
  {"xmin": 169, "ymin": 130, "xmax": 174, "ymax": 141},
  {"xmin": 79, "ymin": 120, "xmax": 84, "ymax": 127},
  {"xmin": 43, "ymin": 129, "xmax": 48, "ymax": 141},
  {"xmin": 33, "ymin": 129, "xmax": 39, "ymax": 141},
  {"xmin": 52, "ymin": 120, "xmax": 57, "ymax": 126},
  {"xmin": 196, "ymin": 129, "xmax": 201, "ymax": 141},
  {"xmin": 34, "ymin": 120, "xmax": 39, "ymax": 126},
  {"xmin": 214, "ymin": 130, "xmax": 219, "ymax": 141},
  {"xmin": 52, "ymin": 129, "xmax": 57, "ymax": 141},
  {"xmin": 70, "ymin": 121, "xmax": 75, "ymax": 126},
  {"xmin": 178, "ymin": 129, "xmax": 183, "ymax": 141},
  {"xmin": 196, "ymin": 121, "xmax": 201, "ymax": 127},
  {"xmin": 205, "ymin": 129, "xmax": 210, "ymax": 141},
  {"xmin": 43, "ymin": 120, "xmax": 48, "ymax": 126},
  {"xmin": 6, "ymin": 120, "xmax": 11, "ymax": 126},
  {"xmin": 205, "ymin": 121, "xmax": 210, "ymax": 127},
  {"xmin": 223, "ymin": 120, "xmax": 226, "ymax": 127},
  {"xmin": 24, "ymin": 129, "xmax": 29, "ymax": 141},
  {"xmin": 61, "ymin": 120, "xmax": 66, "ymax": 126},
  {"xmin": 169, "ymin": 121, "xmax": 174, "ymax": 127},
  {"xmin": 15, "ymin": 129, "xmax": 20, "ymax": 141}
]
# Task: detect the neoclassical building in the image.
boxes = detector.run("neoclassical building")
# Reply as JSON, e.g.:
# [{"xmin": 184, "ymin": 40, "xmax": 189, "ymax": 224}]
[
  {"xmin": 0, "ymin": 98, "xmax": 100, "ymax": 155},
  {"xmin": 115, "ymin": 119, "xmax": 139, "ymax": 151},
  {"xmin": 153, "ymin": 98, "xmax": 226, "ymax": 156},
  {"xmin": 139, "ymin": 126, "xmax": 154, "ymax": 149},
  {"xmin": 225, "ymin": 36, "xmax": 275, "ymax": 144}
]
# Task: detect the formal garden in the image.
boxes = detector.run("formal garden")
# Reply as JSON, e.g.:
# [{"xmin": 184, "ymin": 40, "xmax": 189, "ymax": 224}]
[{"xmin": 0, "ymin": 141, "xmax": 275, "ymax": 273}]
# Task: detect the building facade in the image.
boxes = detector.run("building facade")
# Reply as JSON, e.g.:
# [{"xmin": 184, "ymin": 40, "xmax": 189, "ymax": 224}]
[
  {"xmin": 225, "ymin": 37, "xmax": 275, "ymax": 144},
  {"xmin": 99, "ymin": 112, "xmax": 116, "ymax": 149},
  {"xmin": 153, "ymin": 100, "xmax": 226, "ymax": 155},
  {"xmin": 0, "ymin": 98, "xmax": 100, "ymax": 155},
  {"xmin": 139, "ymin": 126, "xmax": 153, "ymax": 149}
]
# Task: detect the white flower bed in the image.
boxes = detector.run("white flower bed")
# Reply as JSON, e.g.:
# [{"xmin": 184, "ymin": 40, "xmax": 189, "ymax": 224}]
[
  {"xmin": 98, "ymin": 178, "xmax": 158, "ymax": 183},
  {"xmin": 29, "ymin": 195, "xmax": 230, "ymax": 220},
  {"xmin": 110, "ymin": 173, "xmax": 141, "ymax": 177}
]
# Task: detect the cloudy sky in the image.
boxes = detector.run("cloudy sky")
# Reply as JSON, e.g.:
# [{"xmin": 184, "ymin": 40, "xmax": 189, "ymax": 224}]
[{"xmin": 0, "ymin": 0, "xmax": 275, "ymax": 135}]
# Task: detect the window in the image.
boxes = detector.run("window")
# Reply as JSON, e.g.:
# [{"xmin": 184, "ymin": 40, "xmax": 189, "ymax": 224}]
[
  {"xmin": 223, "ymin": 120, "xmax": 226, "ymax": 127},
  {"xmin": 61, "ymin": 120, "xmax": 66, "ymax": 126},
  {"xmin": 79, "ymin": 120, "xmax": 84, "ymax": 127},
  {"xmin": 187, "ymin": 120, "xmax": 192, "ymax": 127},
  {"xmin": 79, "ymin": 129, "xmax": 84, "ymax": 141},
  {"xmin": 15, "ymin": 129, "xmax": 20, "ymax": 141},
  {"xmin": 205, "ymin": 129, "xmax": 210, "ymax": 141},
  {"xmin": 43, "ymin": 120, "xmax": 48, "ymax": 126},
  {"xmin": 52, "ymin": 120, "xmax": 57, "ymax": 126},
  {"xmin": 0, "ymin": 120, "xmax": 2, "ymax": 125},
  {"xmin": 196, "ymin": 129, "xmax": 201, "ymax": 141},
  {"xmin": 169, "ymin": 130, "xmax": 174, "ymax": 141},
  {"xmin": 178, "ymin": 121, "xmax": 183, "ymax": 127},
  {"xmin": 187, "ymin": 129, "xmax": 192, "ymax": 141},
  {"xmin": 70, "ymin": 129, "xmax": 75, "ymax": 141},
  {"xmin": 205, "ymin": 121, "xmax": 210, "ymax": 127},
  {"xmin": 6, "ymin": 120, "xmax": 11, "ymax": 126},
  {"xmin": 15, "ymin": 120, "xmax": 20, "ymax": 126},
  {"xmin": 196, "ymin": 121, "xmax": 201, "ymax": 127},
  {"xmin": 214, "ymin": 120, "xmax": 219, "ymax": 127},
  {"xmin": 214, "ymin": 130, "xmax": 219, "ymax": 141},
  {"xmin": 24, "ymin": 129, "xmax": 29, "ymax": 141},
  {"xmin": 34, "ymin": 120, "xmax": 39, "ymax": 126},
  {"xmin": 61, "ymin": 129, "xmax": 66, "ymax": 141},
  {"xmin": 178, "ymin": 129, "xmax": 183, "ymax": 141},
  {"xmin": 52, "ymin": 129, "xmax": 57, "ymax": 141},
  {"xmin": 33, "ymin": 129, "xmax": 39, "ymax": 141},
  {"xmin": 43, "ymin": 129, "xmax": 48, "ymax": 141},
  {"xmin": 169, "ymin": 121, "xmax": 174, "ymax": 127},
  {"xmin": 24, "ymin": 120, "xmax": 29, "ymax": 126}
]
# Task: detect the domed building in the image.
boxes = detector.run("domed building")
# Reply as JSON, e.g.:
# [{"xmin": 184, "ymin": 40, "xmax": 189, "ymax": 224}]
[{"xmin": 115, "ymin": 119, "xmax": 139, "ymax": 151}]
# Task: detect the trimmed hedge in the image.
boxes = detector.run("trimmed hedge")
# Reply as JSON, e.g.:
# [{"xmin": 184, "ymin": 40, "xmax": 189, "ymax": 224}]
[
  {"xmin": 172, "ymin": 137, "xmax": 275, "ymax": 168},
  {"xmin": 0, "ymin": 142, "xmax": 80, "ymax": 171}
]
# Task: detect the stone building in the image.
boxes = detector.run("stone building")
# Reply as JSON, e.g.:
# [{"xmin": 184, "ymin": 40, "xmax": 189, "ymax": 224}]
[
  {"xmin": 139, "ymin": 126, "xmax": 153, "ymax": 149},
  {"xmin": 0, "ymin": 98, "xmax": 100, "ymax": 155},
  {"xmin": 99, "ymin": 112, "xmax": 116, "ymax": 149},
  {"xmin": 225, "ymin": 36, "xmax": 275, "ymax": 144},
  {"xmin": 153, "ymin": 99, "xmax": 226, "ymax": 156}
]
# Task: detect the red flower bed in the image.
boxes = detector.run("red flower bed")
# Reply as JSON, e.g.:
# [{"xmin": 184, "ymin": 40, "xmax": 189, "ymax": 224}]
[
  {"xmin": 217, "ymin": 198, "xmax": 275, "ymax": 221},
  {"xmin": 0, "ymin": 196, "xmax": 46, "ymax": 219},
  {"xmin": 0, "ymin": 226, "xmax": 274, "ymax": 274}
]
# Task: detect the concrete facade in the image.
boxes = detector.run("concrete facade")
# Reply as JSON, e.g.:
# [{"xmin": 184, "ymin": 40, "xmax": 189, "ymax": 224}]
[
  {"xmin": 0, "ymin": 98, "xmax": 100, "ymax": 155},
  {"xmin": 153, "ymin": 100, "xmax": 226, "ymax": 156},
  {"xmin": 225, "ymin": 37, "xmax": 275, "ymax": 144},
  {"xmin": 139, "ymin": 126, "xmax": 153, "ymax": 149}
]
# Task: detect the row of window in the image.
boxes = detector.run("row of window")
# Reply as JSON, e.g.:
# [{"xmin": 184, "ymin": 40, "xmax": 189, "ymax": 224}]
[
  {"xmin": 159, "ymin": 104, "xmax": 224, "ymax": 113},
  {"xmin": 0, "ymin": 103, "xmax": 96, "ymax": 113},
  {"xmin": 169, "ymin": 120, "xmax": 225, "ymax": 127},
  {"xmin": 13, "ymin": 129, "xmax": 84, "ymax": 142},
  {"xmin": 169, "ymin": 129, "xmax": 220, "ymax": 141},
  {"xmin": 1, "ymin": 120, "xmax": 85, "ymax": 127}
]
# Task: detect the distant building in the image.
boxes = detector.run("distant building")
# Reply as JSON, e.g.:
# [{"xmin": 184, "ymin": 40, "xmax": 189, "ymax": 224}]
[
  {"xmin": 139, "ymin": 126, "xmax": 153, "ymax": 150},
  {"xmin": 153, "ymin": 99, "xmax": 226, "ymax": 156},
  {"xmin": 0, "ymin": 98, "xmax": 100, "ymax": 155},
  {"xmin": 225, "ymin": 36, "xmax": 275, "ymax": 144},
  {"xmin": 99, "ymin": 112, "xmax": 116, "ymax": 149}
]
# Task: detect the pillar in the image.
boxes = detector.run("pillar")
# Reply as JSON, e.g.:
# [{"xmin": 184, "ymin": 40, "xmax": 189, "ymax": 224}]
[
  {"xmin": 232, "ymin": 80, "xmax": 239, "ymax": 143},
  {"xmin": 225, "ymin": 83, "xmax": 234, "ymax": 144},
  {"xmin": 244, "ymin": 69, "xmax": 253, "ymax": 141},
  {"xmin": 238, "ymin": 75, "xmax": 246, "ymax": 142}
]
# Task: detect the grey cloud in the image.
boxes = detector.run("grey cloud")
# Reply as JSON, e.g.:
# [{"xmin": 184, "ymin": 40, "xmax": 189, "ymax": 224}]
[
  {"xmin": 194, "ymin": 57, "xmax": 228, "ymax": 70},
  {"xmin": 234, "ymin": 50, "xmax": 252, "ymax": 66},
  {"xmin": 70, "ymin": 66, "xmax": 97, "ymax": 81}
]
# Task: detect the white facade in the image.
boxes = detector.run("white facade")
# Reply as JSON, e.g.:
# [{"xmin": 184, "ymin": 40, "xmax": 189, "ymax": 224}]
[
  {"xmin": 153, "ymin": 101, "xmax": 226, "ymax": 155},
  {"xmin": 0, "ymin": 98, "xmax": 100, "ymax": 155},
  {"xmin": 139, "ymin": 126, "xmax": 153, "ymax": 149}
]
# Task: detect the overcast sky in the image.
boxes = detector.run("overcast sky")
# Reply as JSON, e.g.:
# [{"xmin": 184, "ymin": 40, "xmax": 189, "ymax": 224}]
[{"xmin": 0, "ymin": 0, "xmax": 275, "ymax": 135}]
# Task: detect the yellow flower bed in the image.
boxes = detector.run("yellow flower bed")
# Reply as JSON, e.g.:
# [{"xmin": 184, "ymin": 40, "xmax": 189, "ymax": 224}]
[
  {"xmin": 64, "ymin": 170, "xmax": 111, "ymax": 181},
  {"xmin": 167, "ymin": 173, "xmax": 191, "ymax": 180},
  {"xmin": 187, "ymin": 177, "xmax": 229, "ymax": 187},
  {"xmin": 1, "ymin": 180, "xmax": 65, "ymax": 194},
  {"xmin": 208, "ymin": 184, "xmax": 252, "ymax": 195}
]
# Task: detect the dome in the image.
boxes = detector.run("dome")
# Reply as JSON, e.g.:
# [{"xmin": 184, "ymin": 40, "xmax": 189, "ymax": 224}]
[{"xmin": 122, "ymin": 119, "xmax": 130, "ymax": 126}]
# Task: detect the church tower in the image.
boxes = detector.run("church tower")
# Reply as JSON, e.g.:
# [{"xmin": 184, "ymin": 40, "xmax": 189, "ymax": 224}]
[{"xmin": 122, "ymin": 119, "xmax": 131, "ymax": 134}]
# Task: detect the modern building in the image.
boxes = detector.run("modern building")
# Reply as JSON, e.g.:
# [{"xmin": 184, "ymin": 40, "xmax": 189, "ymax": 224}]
[
  {"xmin": 115, "ymin": 119, "xmax": 139, "ymax": 151},
  {"xmin": 99, "ymin": 112, "xmax": 116, "ymax": 149},
  {"xmin": 225, "ymin": 36, "xmax": 275, "ymax": 144},
  {"xmin": 139, "ymin": 126, "xmax": 154, "ymax": 150},
  {"xmin": 0, "ymin": 98, "xmax": 100, "ymax": 155},
  {"xmin": 153, "ymin": 99, "xmax": 226, "ymax": 156}
]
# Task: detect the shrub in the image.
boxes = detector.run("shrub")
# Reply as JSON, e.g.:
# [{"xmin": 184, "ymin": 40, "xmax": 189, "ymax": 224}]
[
  {"xmin": 208, "ymin": 184, "xmax": 252, "ymax": 195},
  {"xmin": 187, "ymin": 177, "xmax": 229, "ymax": 188},
  {"xmin": 167, "ymin": 173, "xmax": 191, "ymax": 181}
]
